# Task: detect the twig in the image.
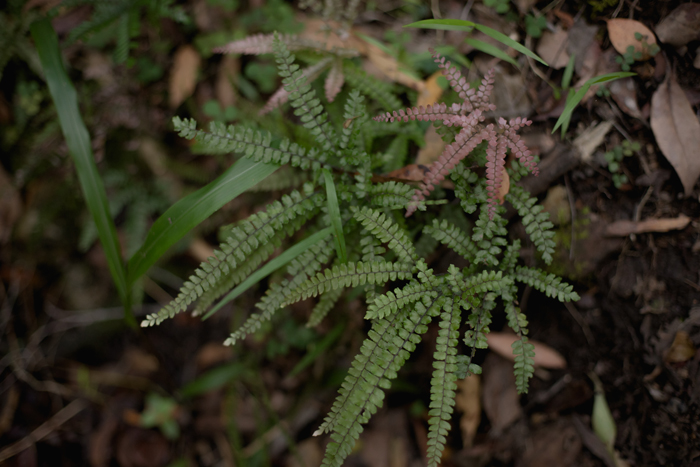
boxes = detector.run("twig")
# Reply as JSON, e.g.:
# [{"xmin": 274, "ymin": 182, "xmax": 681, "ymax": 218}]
[
  {"xmin": 631, "ymin": 186, "xmax": 653, "ymax": 242},
  {"xmin": 565, "ymin": 301, "xmax": 595, "ymax": 346},
  {"xmin": 0, "ymin": 399, "xmax": 88, "ymax": 462}
]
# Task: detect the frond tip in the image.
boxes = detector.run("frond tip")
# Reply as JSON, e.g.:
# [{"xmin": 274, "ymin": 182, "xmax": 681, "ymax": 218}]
[{"xmin": 373, "ymin": 50, "xmax": 539, "ymax": 219}]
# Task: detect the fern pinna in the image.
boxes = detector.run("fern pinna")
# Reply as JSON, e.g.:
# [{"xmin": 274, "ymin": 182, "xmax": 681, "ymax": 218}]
[{"xmin": 142, "ymin": 34, "xmax": 578, "ymax": 466}]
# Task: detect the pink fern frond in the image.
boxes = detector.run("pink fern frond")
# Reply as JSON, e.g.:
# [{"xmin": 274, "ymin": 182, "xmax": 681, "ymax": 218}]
[
  {"xmin": 373, "ymin": 102, "xmax": 459, "ymax": 124},
  {"xmin": 214, "ymin": 34, "xmax": 326, "ymax": 55},
  {"xmin": 324, "ymin": 59, "xmax": 344, "ymax": 102},
  {"xmin": 473, "ymin": 69, "xmax": 497, "ymax": 111},
  {"xmin": 485, "ymin": 131, "xmax": 508, "ymax": 219}
]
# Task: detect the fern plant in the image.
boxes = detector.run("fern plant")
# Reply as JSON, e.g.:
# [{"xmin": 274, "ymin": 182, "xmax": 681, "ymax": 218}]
[{"xmin": 142, "ymin": 35, "xmax": 578, "ymax": 466}]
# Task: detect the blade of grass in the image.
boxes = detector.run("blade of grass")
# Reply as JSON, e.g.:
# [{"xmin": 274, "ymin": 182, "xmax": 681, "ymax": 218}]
[
  {"xmin": 202, "ymin": 227, "xmax": 333, "ymax": 320},
  {"xmin": 323, "ymin": 169, "xmax": 347, "ymax": 264},
  {"xmin": 552, "ymin": 71, "xmax": 635, "ymax": 137},
  {"xmin": 30, "ymin": 19, "xmax": 133, "ymax": 325},
  {"xmin": 405, "ymin": 19, "xmax": 548, "ymax": 66},
  {"xmin": 465, "ymin": 38, "xmax": 518, "ymax": 67},
  {"xmin": 127, "ymin": 157, "xmax": 278, "ymax": 283},
  {"xmin": 180, "ymin": 362, "xmax": 248, "ymax": 398}
]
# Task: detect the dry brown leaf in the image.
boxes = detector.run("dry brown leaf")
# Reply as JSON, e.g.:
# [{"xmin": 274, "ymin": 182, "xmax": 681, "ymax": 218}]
[
  {"xmin": 609, "ymin": 78, "xmax": 643, "ymax": 119},
  {"xmin": 384, "ymin": 164, "xmax": 429, "ymax": 182},
  {"xmin": 604, "ymin": 214, "xmax": 691, "ymax": 237},
  {"xmin": 573, "ymin": 121, "xmax": 613, "ymax": 163},
  {"xmin": 215, "ymin": 54, "xmax": 239, "ymax": 109},
  {"xmin": 169, "ymin": 45, "xmax": 201, "ymax": 109},
  {"xmin": 417, "ymin": 70, "xmax": 445, "ymax": 108},
  {"xmin": 664, "ymin": 331, "xmax": 697, "ymax": 363},
  {"xmin": 364, "ymin": 40, "xmax": 424, "ymax": 91},
  {"xmin": 482, "ymin": 353, "xmax": 522, "ymax": 434},
  {"xmin": 650, "ymin": 73, "xmax": 700, "ymax": 196},
  {"xmin": 487, "ymin": 332, "xmax": 567, "ymax": 369},
  {"xmin": 496, "ymin": 169, "xmax": 510, "ymax": 204},
  {"xmin": 537, "ymin": 28, "xmax": 571, "ymax": 69},
  {"xmin": 607, "ymin": 19, "xmax": 657, "ymax": 60},
  {"xmin": 455, "ymin": 375, "xmax": 481, "ymax": 448},
  {"xmin": 655, "ymin": 3, "xmax": 700, "ymax": 47},
  {"xmin": 415, "ymin": 126, "xmax": 446, "ymax": 166}
]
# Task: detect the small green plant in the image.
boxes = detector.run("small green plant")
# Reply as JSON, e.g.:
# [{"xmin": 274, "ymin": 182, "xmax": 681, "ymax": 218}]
[
  {"xmin": 604, "ymin": 140, "xmax": 640, "ymax": 188},
  {"xmin": 484, "ymin": 0, "xmax": 511, "ymax": 14},
  {"xmin": 139, "ymin": 37, "xmax": 578, "ymax": 466},
  {"xmin": 524, "ymin": 14, "xmax": 547, "ymax": 38},
  {"xmin": 615, "ymin": 32, "xmax": 660, "ymax": 71}
]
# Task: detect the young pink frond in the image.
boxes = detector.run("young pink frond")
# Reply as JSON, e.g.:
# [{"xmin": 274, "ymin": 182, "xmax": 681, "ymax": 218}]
[
  {"xmin": 430, "ymin": 49, "xmax": 475, "ymax": 104},
  {"xmin": 485, "ymin": 131, "xmax": 508, "ymax": 219},
  {"xmin": 214, "ymin": 34, "xmax": 326, "ymax": 55},
  {"xmin": 373, "ymin": 102, "xmax": 458, "ymax": 124},
  {"xmin": 259, "ymin": 86, "xmax": 290, "ymax": 115},
  {"xmin": 324, "ymin": 59, "xmax": 344, "ymax": 102},
  {"xmin": 409, "ymin": 125, "xmax": 488, "ymax": 214},
  {"xmin": 214, "ymin": 33, "xmax": 278, "ymax": 55},
  {"xmin": 473, "ymin": 69, "xmax": 497, "ymax": 112}
]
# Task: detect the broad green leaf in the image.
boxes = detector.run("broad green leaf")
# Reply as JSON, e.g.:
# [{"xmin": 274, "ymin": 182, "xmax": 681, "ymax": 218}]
[
  {"xmin": 552, "ymin": 72, "xmax": 636, "ymax": 136},
  {"xmin": 128, "ymin": 157, "xmax": 278, "ymax": 283},
  {"xmin": 323, "ymin": 169, "xmax": 347, "ymax": 264},
  {"xmin": 465, "ymin": 38, "xmax": 518, "ymax": 67},
  {"xmin": 30, "ymin": 19, "xmax": 132, "ymax": 323},
  {"xmin": 202, "ymin": 227, "xmax": 333, "ymax": 319},
  {"xmin": 288, "ymin": 322, "xmax": 344, "ymax": 377}
]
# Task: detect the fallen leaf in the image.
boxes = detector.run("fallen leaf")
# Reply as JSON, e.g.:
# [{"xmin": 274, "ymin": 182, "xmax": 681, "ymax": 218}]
[
  {"xmin": 609, "ymin": 78, "xmax": 643, "ymax": 119},
  {"xmin": 384, "ymin": 164, "xmax": 429, "ymax": 182},
  {"xmin": 487, "ymin": 332, "xmax": 567, "ymax": 369},
  {"xmin": 363, "ymin": 40, "xmax": 424, "ymax": 91},
  {"xmin": 455, "ymin": 375, "xmax": 481, "ymax": 448},
  {"xmin": 416, "ymin": 70, "xmax": 445, "ymax": 108},
  {"xmin": 655, "ymin": 3, "xmax": 700, "ymax": 47},
  {"xmin": 607, "ymin": 19, "xmax": 657, "ymax": 60},
  {"xmin": 415, "ymin": 126, "xmax": 446, "ymax": 166},
  {"xmin": 542, "ymin": 185, "xmax": 570, "ymax": 226},
  {"xmin": 169, "ymin": 45, "xmax": 201, "ymax": 109},
  {"xmin": 496, "ymin": 168, "xmax": 510, "ymax": 204},
  {"xmin": 604, "ymin": 214, "xmax": 691, "ymax": 237},
  {"xmin": 519, "ymin": 419, "xmax": 582, "ymax": 467},
  {"xmin": 573, "ymin": 121, "xmax": 613, "ymax": 163},
  {"xmin": 650, "ymin": 72, "xmax": 700, "ymax": 196},
  {"xmin": 537, "ymin": 28, "xmax": 571, "ymax": 69},
  {"xmin": 482, "ymin": 353, "xmax": 522, "ymax": 435},
  {"xmin": 664, "ymin": 331, "xmax": 697, "ymax": 363},
  {"xmin": 568, "ymin": 21, "xmax": 600, "ymax": 83},
  {"xmin": 215, "ymin": 54, "xmax": 239, "ymax": 109},
  {"xmin": 0, "ymin": 166, "xmax": 21, "ymax": 244}
]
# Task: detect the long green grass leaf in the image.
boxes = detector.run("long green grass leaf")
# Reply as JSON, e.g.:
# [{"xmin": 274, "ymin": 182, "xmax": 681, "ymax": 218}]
[
  {"xmin": 465, "ymin": 38, "xmax": 518, "ymax": 67},
  {"xmin": 128, "ymin": 158, "xmax": 278, "ymax": 283},
  {"xmin": 202, "ymin": 227, "xmax": 333, "ymax": 320},
  {"xmin": 405, "ymin": 19, "xmax": 548, "ymax": 66},
  {"xmin": 180, "ymin": 362, "xmax": 248, "ymax": 398},
  {"xmin": 323, "ymin": 169, "xmax": 347, "ymax": 264},
  {"xmin": 552, "ymin": 72, "xmax": 636, "ymax": 136},
  {"xmin": 30, "ymin": 19, "xmax": 132, "ymax": 322}
]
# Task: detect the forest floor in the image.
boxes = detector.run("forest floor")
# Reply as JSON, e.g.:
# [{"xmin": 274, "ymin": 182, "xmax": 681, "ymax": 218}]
[{"xmin": 1, "ymin": 0, "xmax": 700, "ymax": 466}]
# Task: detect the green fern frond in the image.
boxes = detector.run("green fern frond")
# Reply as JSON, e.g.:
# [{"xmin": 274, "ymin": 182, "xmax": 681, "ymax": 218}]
[
  {"xmin": 367, "ymin": 182, "xmax": 415, "ymax": 210},
  {"xmin": 247, "ymin": 166, "xmax": 309, "ymax": 192},
  {"xmin": 172, "ymin": 117, "xmax": 327, "ymax": 171},
  {"xmin": 450, "ymin": 164, "xmax": 482, "ymax": 214},
  {"xmin": 114, "ymin": 12, "xmax": 130, "ymax": 63},
  {"xmin": 507, "ymin": 185, "xmax": 556, "ymax": 264},
  {"xmin": 282, "ymin": 261, "xmax": 414, "ymax": 305},
  {"xmin": 425, "ymin": 219, "xmax": 478, "ymax": 261},
  {"xmin": 308, "ymin": 287, "xmax": 345, "ymax": 327},
  {"xmin": 65, "ymin": 0, "xmax": 134, "ymax": 43},
  {"xmin": 319, "ymin": 295, "xmax": 444, "ymax": 467},
  {"xmin": 352, "ymin": 206, "xmax": 418, "ymax": 264},
  {"xmin": 514, "ymin": 266, "xmax": 579, "ymax": 302},
  {"xmin": 426, "ymin": 296, "xmax": 461, "ymax": 467},
  {"xmin": 512, "ymin": 336, "xmax": 535, "ymax": 394},
  {"xmin": 142, "ymin": 190, "xmax": 323, "ymax": 326},
  {"xmin": 225, "ymin": 236, "xmax": 335, "ymax": 345},
  {"xmin": 344, "ymin": 63, "xmax": 403, "ymax": 111},
  {"xmin": 365, "ymin": 280, "xmax": 437, "ymax": 320},
  {"xmin": 471, "ymin": 207, "xmax": 508, "ymax": 267},
  {"xmin": 339, "ymin": 89, "xmax": 366, "ymax": 153},
  {"xmin": 273, "ymin": 33, "xmax": 337, "ymax": 153}
]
